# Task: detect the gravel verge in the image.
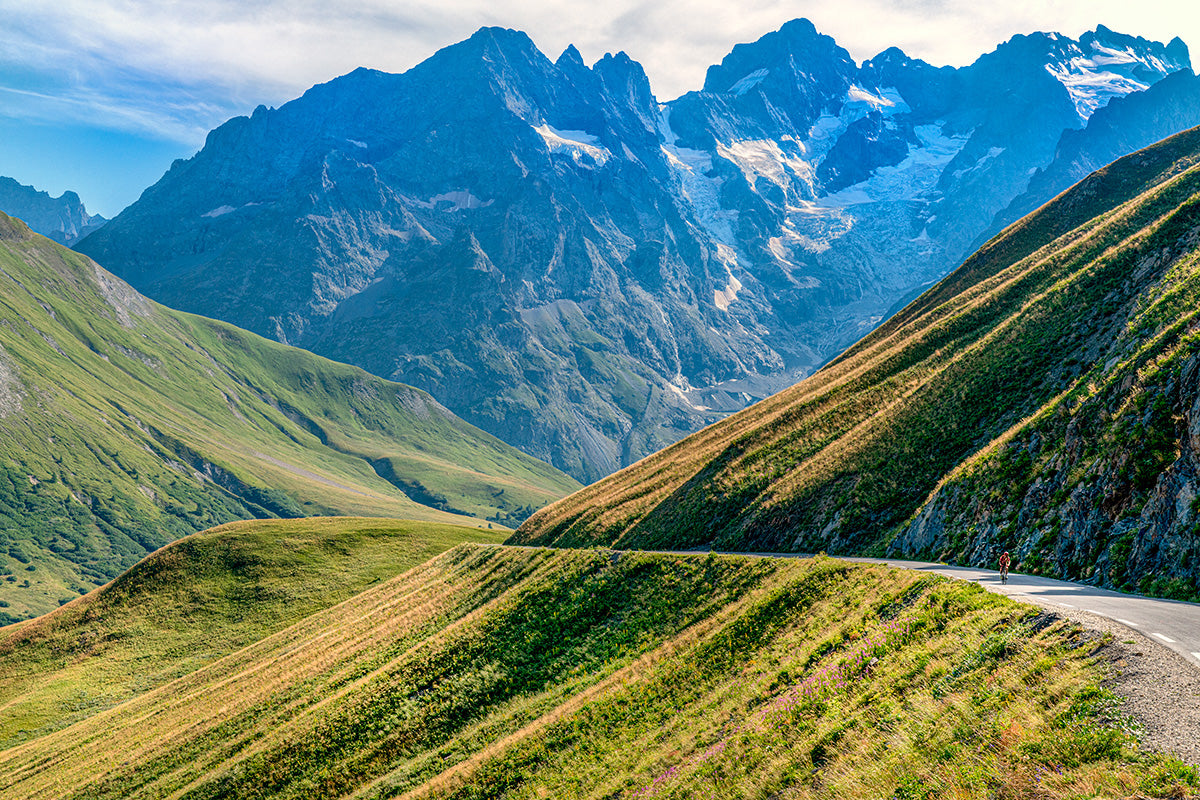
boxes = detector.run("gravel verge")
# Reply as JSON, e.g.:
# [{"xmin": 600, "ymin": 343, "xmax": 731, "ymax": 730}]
[{"xmin": 1056, "ymin": 607, "xmax": 1200, "ymax": 766}]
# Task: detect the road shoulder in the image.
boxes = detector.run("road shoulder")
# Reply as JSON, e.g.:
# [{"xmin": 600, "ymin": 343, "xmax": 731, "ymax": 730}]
[{"xmin": 1057, "ymin": 607, "xmax": 1200, "ymax": 766}]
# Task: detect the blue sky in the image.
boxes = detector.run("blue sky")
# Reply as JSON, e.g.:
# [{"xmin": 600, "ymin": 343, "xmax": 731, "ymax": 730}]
[{"xmin": 0, "ymin": 0, "xmax": 1195, "ymax": 218}]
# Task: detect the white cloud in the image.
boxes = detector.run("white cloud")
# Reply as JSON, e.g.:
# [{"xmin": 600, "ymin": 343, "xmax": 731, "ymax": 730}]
[{"xmin": 0, "ymin": 0, "xmax": 1194, "ymax": 147}]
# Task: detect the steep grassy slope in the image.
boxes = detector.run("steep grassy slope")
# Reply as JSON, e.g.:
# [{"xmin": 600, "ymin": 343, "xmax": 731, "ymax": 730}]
[
  {"xmin": 1, "ymin": 544, "xmax": 1193, "ymax": 799},
  {"xmin": 516, "ymin": 126, "xmax": 1200, "ymax": 598},
  {"xmin": 0, "ymin": 213, "xmax": 578, "ymax": 620},
  {"xmin": 0, "ymin": 517, "xmax": 504, "ymax": 749}
]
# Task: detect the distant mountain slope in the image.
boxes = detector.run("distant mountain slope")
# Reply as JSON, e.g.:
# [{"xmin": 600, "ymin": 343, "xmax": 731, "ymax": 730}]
[
  {"xmin": 0, "ymin": 177, "xmax": 106, "ymax": 245},
  {"xmin": 982, "ymin": 68, "xmax": 1200, "ymax": 242},
  {"xmin": 76, "ymin": 23, "xmax": 1193, "ymax": 483},
  {"xmin": 0, "ymin": 214, "xmax": 577, "ymax": 621},
  {"xmin": 3, "ymin": 542, "xmax": 1191, "ymax": 798},
  {"xmin": 517, "ymin": 125, "xmax": 1200, "ymax": 600},
  {"xmin": 0, "ymin": 517, "xmax": 503, "ymax": 748}
]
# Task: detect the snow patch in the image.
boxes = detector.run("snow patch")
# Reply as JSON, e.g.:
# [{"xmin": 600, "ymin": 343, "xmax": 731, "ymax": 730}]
[
  {"xmin": 772, "ymin": 211, "xmax": 851, "ymax": 255},
  {"xmin": 820, "ymin": 123, "xmax": 971, "ymax": 205},
  {"xmin": 201, "ymin": 202, "xmax": 261, "ymax": 219},
  {"xmin": 408, "ymin": 190, "xmax": 493, "ymax": 211},
  {"xmin": 534, "ymin": 124, "xmax": 611, "ymax": 166},
  {"xmin": 430, "ymin": 191, "xmax": 491, "ymax": 211},
  {"xmin": 717, "ymin": 138, "xmax": 818, "ymax": 199},
  {"xmin": 844, "ymin": 85, "xmax": 910, "ymax": 117},
  {"xmin": 666, "ymin": 380, "xmax": 712, "ymax": 412},
  {"xmin": 659, "ymin": 108, "xmax": 739, "ymax": 244},
  {"xmin": 952, "ymin": 146, "xmax": 1006, "ymax": 181},
  {"xmin": 729, "ymin": 68, "xmax": 769, "ymax": 95},
  {"xmin": 712, "ymin": 243, "xmax": 744, "ymax": 312},
  {"xmin": 714, "ymin": 276, "xmax": 743, "ymax": 312},
  {"xmin": 1045, "ymin": 39, "xmax": 1183, "ymax": 122},
  {"xmin": 803, "ymin": 114, "xmax": 846, "ymax": 159},
  {"xmin": 1045, "ymin": 61, "xmax": 1150, "ymax": 121}
]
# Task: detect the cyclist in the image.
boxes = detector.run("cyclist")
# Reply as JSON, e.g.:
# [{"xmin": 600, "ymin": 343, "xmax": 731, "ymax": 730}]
[{"xmin": 999, "ymin": 550, "xmax": 1011, "ymax": 585}]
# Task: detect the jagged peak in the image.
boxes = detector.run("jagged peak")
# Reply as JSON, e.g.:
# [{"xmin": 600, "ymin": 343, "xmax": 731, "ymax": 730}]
[
  {"xmin": 863, "ymin": 46, "xmax": 915, "ymax": 69},
  {"xmin": 776, "ymin": 17, "xmax": 821, "ymax": 42},
  {"xmin": 594, "ymin": 49, "xmax": 649, "ymax": 82},
  {"xmin": 459, "ymin": 25, "xmax": 543, "ymax": 60},
  {"xmin": 985, "ymin": 24, "xmax": 1188, "ymax": 68},
  {"xmin": 598, "ymin": 50, "xmax": 636, "ymax": 66},
  {"xmin": 1082, "ymin": 23, "xmax": 1192, "ymax": 68},
  {"xmin": 1167, "ymin": 37, "xmax": 1191, "ymax": 68},
  {"xmin": 701, "ymin": 17, "xmax": 856, "ymax": 94},
  {"xmin": 556, "ymin": 43, "xmax": 586, "ymax": 70}
]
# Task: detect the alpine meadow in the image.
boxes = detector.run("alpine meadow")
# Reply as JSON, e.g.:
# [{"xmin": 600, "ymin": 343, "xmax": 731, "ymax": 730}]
[
  {"xmin": 0, "ymin": 214, "xmax": 577, "ymax": 621},
  {"xmin": 2, "ymin": 10, "xmax": 1200, "ymax": 800}
]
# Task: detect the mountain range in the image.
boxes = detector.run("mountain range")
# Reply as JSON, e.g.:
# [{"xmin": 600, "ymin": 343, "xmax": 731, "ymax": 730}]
[
  {"xmin": 0, "ymin": 215, "xmax": 576, "ymax": 621},
  {"xmin": 518, "ymin": 123, "xmax": 1200, "ymax": 601},
  {"xmin": 0, "ymin": 177, "xmax": 106, "ymax": 246},
  {"xmin": 77, "ymin": 22, "xmax": 1195, "ymax": 482}
]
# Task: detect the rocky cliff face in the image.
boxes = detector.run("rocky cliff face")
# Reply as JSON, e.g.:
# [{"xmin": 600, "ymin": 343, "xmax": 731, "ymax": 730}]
[
  {"xmin": 890, "ymin": 201, "xmax": 1200, "ymax": 598},
  {"xmin": 0, "ymin": 178, "xmax": 106, "ymax": 245},
  {"xmin": 516, "ymin": 125, "xmax": 1200, "ymax": 599},
  {"xmin": 983, "ymin": 68, "xmax": 1200, "ymax": 242},
  {"xmin": 77, "ymin": 22, "xmax": 1192, "ymax": 482}
]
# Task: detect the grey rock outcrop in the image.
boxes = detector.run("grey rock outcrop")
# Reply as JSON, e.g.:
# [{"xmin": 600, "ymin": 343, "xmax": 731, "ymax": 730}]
[
  {"xmin": 77, "ymin": 22, "xmax": 1192, "ymax": 482},
  {"xmin": 0, "ymin": 177, "xmax": 106, "ymax": 245}
]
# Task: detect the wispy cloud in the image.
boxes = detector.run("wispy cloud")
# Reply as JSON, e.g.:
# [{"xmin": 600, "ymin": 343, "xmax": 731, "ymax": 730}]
[{"xmin": 0, "ymin": 1, "xmax": 1194, "ymax": 149}]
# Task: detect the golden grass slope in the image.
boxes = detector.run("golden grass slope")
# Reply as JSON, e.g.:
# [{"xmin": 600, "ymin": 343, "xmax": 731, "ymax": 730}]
[
  {"xmin": 0, "ymin": 543, "xmax": 1193, "ymax": 799},
  {"xmin": 0, "ymin": 517, "xmax": 505, "ymax": 749},
  {"xmin": 513, "ymin": 125, "xmax": 1200, "ymax": 567}
]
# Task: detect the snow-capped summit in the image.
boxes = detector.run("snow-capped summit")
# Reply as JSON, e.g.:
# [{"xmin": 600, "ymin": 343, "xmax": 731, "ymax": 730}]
[
  {"xmin": 77, "ymin": 20, "xmax": 1195, "ymax": 482},
  {"xmin": 1041, "ymin": 25, "xmax": 1192, "ymax": 121}
]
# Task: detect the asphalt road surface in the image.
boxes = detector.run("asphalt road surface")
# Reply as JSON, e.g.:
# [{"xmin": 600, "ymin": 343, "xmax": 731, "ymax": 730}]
[
  {"xmin": 503, "ymin": 544, "xmax": 1200, "ymax": 668},
  {"xmin": 833, "ymin": 556, "xmax": 1200, "ymax": 668}
]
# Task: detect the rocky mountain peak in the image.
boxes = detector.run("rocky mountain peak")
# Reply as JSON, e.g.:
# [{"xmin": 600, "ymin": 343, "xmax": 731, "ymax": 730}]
[
  {"xmin": 0, "ymin": 177, "xmax": 106, "ymax": 246},
  {"xmin": 976, "ymin": 25, "xmax": 1193, "ymax": 124},
  {"xmin": 77, "ymin": 21, "xmax": 1197, "ymax": 483},
  {"xmin": 556, "ymin": 43, "xmax": 586, "ymax": 70},
  {"xmin": 699, "ymin": 17, "xmax": 856, "ymax": 102}
]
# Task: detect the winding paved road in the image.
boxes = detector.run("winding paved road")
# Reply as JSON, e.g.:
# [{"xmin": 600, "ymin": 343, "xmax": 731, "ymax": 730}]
[
  {"xmin": 806, "ymin": 554, "xmax": 1200, "ymax": 668},
  {"xmin": 509, "ymin": 544, "xmax": 1200, "ymax": 667}
]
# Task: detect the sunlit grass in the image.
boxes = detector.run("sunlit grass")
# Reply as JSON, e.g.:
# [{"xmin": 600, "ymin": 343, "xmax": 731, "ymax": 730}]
[
  {"xmin": 0, "ymin": 517, "xmax": 504, "ymax": 748},
  {"xmin": 516, "ymin": 127, "xmax": 1200, "ymax": 600},
  {"xmin": 1, "ymin": 546, "xmax": 1192, "ymax": 799}
]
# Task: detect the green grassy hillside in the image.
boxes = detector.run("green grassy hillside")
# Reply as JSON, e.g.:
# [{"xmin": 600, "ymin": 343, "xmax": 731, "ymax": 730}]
[
  {"xmin": 0, "ymin": 543, "xmax": 1192, "ymax": 799},
  {"xmin": 0, "ymin": 517, "xmax": 503, "ymax": 749},
  {"xmin": 0, "ymin": 213, "xmax": 578, "ymax": 620},
  {"xmin": 515, "ymin": 125, "xmax": 1200, "ymax": 598}
]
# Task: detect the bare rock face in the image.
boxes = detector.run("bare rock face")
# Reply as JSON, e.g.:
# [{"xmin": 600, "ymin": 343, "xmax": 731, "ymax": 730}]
[
  {"xmin": 891, "ymin": 219, "xmax": 1200, "ymax": 599},
  {"xmin": 984, "ymin": 68, "xmax": 1200, "ymax": 243},
  {"xmin": 0, "ymin": 178, "xmax": 106, "ymax": 245},
  {"xmin": 77, "ymin": 23, "xmax": 1192, "ymax": 482}
]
